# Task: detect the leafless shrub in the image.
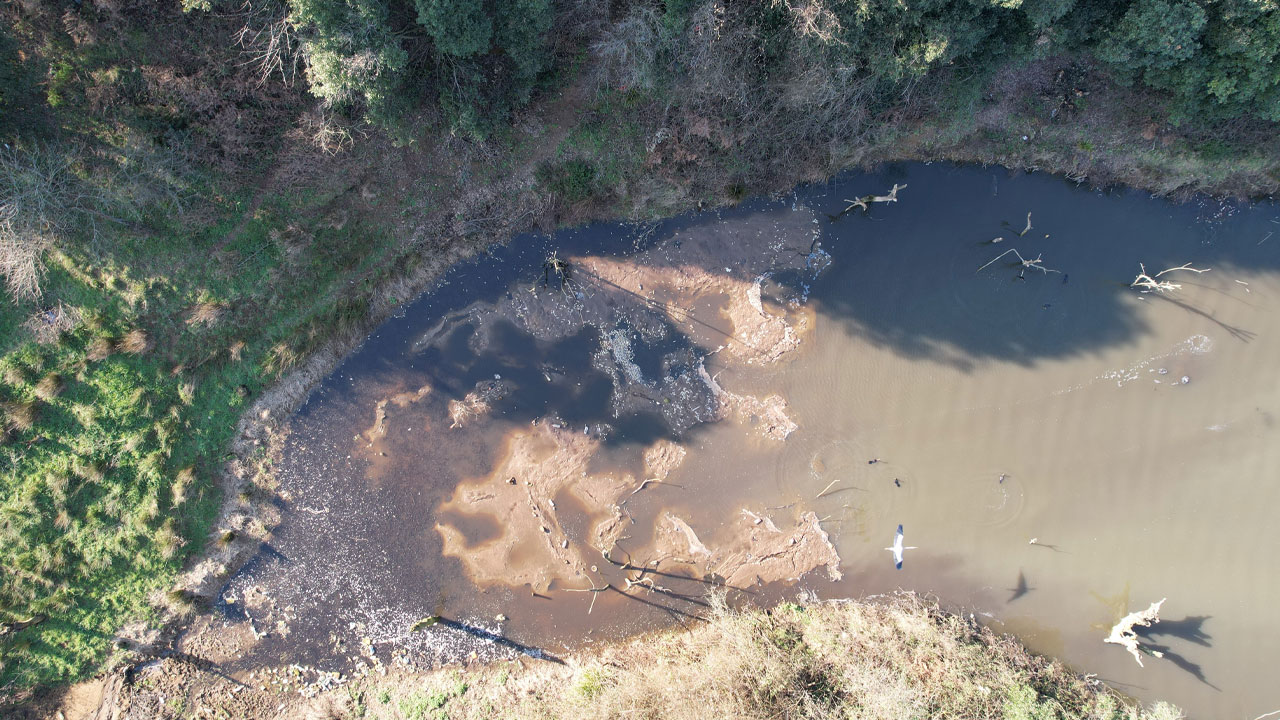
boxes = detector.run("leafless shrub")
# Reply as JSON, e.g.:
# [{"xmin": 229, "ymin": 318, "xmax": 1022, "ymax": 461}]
[
  {"xmin": 185, "ymin": 300, "xmax": 226, "ymax": 328},
  {"xmin": 591, "ymin": 6, "xmax": 661, "ymax": 91},
  {"xmin": 87, "ymin": 336, "xmax": 115, "ymax": 361},
  {"xmin": 119, "ymin": 328, "xmax": 152, "ymax": 355},
  {"xmin": 299, "ymin": 108, "xmax": 359, "ymax": 155},
  {"xmin": 234, "ymin": 0, "xmax": 301, "ymax": 88},
  {"xmin": 0, "ymin": 143, "xmax": 161, "ymax": 300},
  {"xmin": 774, "ymin": 0, "xmax": 845, "ymax": 45},
  {"xmin": 21, "ymin": 303, "xmax": 82, "ymax": 344},
  {"xmin": 0, "ymin": 148, "xmax": 64, "ymax": 301},
  {"xmin": 2, "ymin": 400, "xmax": 38, "ymax": 432},
  {"xmin": 33, "ymin": 373, "xmax": 64, "ymax": 401}
]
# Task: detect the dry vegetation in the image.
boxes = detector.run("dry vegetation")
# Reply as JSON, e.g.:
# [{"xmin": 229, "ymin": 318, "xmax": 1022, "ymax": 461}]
[{"xmin": 253, "ymin": 597, "xmax": 1181, "ymax": 720}]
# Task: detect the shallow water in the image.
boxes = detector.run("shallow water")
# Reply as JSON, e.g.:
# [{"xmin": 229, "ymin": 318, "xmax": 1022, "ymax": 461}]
[{"xmin": 215, "ymin": 164, "xmax": 1280, "ymax": 718}]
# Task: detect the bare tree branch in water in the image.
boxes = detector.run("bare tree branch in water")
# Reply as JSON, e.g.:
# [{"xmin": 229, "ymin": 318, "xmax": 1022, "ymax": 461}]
[
  {"xmin": 565, "ymin": 577, "xmax": 610, "ymax": 613},
  {"xmin": 976, "ymin": 248, "xmax": 1061, "ymax": 275},
  {"xmin": 1131, "ymin": 263, "xmax": 1210, "ymax": 293},
  {"xmin": 1105, "ymin": 597, "xmax": 1166, "ymax": 667},
  {"xmin": 841, "ymin": 183, "xmax": 907, "ymax": 214}
]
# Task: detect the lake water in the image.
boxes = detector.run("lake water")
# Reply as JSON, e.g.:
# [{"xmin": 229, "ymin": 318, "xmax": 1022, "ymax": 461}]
[{"xmin": 210, "ymin": 163, "xmax": 1280, "ymax": 718}]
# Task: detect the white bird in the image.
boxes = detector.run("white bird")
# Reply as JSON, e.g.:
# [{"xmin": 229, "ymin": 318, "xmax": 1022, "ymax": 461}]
[{"xmin": 885, "ymin": 524, "xmax": 917, "ymax": 570}]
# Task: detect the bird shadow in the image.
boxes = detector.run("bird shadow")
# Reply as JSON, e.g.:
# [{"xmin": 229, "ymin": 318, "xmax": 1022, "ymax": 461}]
[
  {"xmin": 1029, "ymin": 541, "xmax": 1067, "ymax": 554},
  {"xmin": 1007, "ymin": 570, "xmax": 1032, "ymax": 603}
]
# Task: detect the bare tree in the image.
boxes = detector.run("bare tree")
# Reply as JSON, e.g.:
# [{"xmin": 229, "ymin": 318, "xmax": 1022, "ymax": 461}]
[
  {"xmin": 234, "ymin": 0, "xmax": 301, "ymax": 88},
  {"xmin": 0, "ymin": 146, "xmax": 84, "ymax": 301}
]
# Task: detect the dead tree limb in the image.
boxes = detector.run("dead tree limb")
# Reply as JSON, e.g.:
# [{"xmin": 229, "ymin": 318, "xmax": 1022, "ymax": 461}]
[
  {"xmin": 977, "ymin": 248, "xmax": 1061, "ymax": 275},
  {"xmin": 1104, "ymin": 598, "xmax": 1166, "ymax": 666},
  {"xmin": 1131, "ymin": 263, "xmax": 1210, "ymax": 293},
  {"xmin": 842, "ymin": 183, "xmax": 907, "ymax": 214},
  {"xmin": 566, "ymin": 579, "xmax": 611, "ymax": 613}
]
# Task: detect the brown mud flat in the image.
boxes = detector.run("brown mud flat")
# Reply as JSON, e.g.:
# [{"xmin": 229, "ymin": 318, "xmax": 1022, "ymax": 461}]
[{"xmin": 437, "ymin": 422, "xmax": 840, "ymax": 593}]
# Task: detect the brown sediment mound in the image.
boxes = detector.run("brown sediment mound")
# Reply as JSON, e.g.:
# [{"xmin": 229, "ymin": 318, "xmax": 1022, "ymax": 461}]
[
  {"xmin": 436, "ymin": 422, "xmax": 641, "ymax": 591},
  {"xmin": 581, "ymin": 256, "xmax": 812, "ymax": 366},
  {"xmin": 722, "ymin": 391, "xmax": 797, "ymax": 441},
  {"xmin": 438, "ymin": 421, "xmax": 839, "ymax": 594},
  {"xmin": 641, "ymin": 509, "xmax": 841, "ymax": 588},
  {"xmin": 354, "ymin": 384, "xmax": 431, "ymax": 445},
  {"xmin": 643, "ymin": 439, "xmax": 687, "ymax": 480},
  {"xmin": 440, "ymin": 420, "xmax": 839, "ymax": 589}
]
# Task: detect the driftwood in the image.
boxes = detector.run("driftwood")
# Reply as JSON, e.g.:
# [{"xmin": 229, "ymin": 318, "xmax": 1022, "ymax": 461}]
[
  {"xmin": 1131, "ymin": 263, "xmax": 1210, "ymax": 293},
  {"xmin": 842, "ymin": 183, "xmax": 907, "ymax": 214},
  {"xmin": 1104, "ymin": 598, "xmax": 1166, "ymax": 666},
  {"xmin": 565, "ymin": 579, "xmax": 610, "ymax": 613},
  {"xmin": 976, "ymin": 248, "xmax": 1060, "ymax": 275}
]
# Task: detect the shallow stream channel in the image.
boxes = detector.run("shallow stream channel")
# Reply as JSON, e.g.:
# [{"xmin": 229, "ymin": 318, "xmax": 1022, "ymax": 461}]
[{"xmin": 205, "ymin": 163, "xmax": 1280, "ymax": 718}]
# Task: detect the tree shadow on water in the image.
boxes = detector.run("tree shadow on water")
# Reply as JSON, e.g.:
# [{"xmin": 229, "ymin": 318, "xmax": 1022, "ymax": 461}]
[
  {"xmin": 1136, "ymin": 615, "xmax": 1219, "ymax": 690},
  {"xmin": 804, "ymin": 164, "xmax": 1278, "ymax": 370},
  {"xmin": 429, "ymin": 617, "xmax": 565, "ymax": 664}
]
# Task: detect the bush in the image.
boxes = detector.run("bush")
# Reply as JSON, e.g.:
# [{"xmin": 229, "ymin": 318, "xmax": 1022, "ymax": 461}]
[
  {"xmin": 290, "ymin": 0, "xmax": 410, "ymax": 127},
  {"xmin": 536, "ymin": 159, "xmax": 598, "ymax": 203}
]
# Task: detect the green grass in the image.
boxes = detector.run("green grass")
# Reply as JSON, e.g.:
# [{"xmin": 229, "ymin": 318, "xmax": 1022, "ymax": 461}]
[
  {"xmin": 398, "ymin": 677, "xmax": 468, "ymax": 720},
  {"xmin": 0, "ymin": 177, "xmax": 407, "ymax": 693}
]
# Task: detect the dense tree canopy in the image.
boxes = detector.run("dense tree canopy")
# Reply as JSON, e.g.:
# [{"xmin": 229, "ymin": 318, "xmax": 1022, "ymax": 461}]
[
  {"xmin": 1097, "ymin": 0, "xmax": 1280, "ymax": 121},
  {"xmin": 279, "ymin": 0, "xmax": 1280, "ymax": 133}
]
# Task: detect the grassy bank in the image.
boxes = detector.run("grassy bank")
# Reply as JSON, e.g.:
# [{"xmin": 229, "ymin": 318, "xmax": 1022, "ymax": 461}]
[
  {"xmin": 2, "ymin": 0, "xmax": 1278, "ymax": 706},
  {"xmin": 108, "ymin": 596, "xmax": 1181, "ymax": 719}
]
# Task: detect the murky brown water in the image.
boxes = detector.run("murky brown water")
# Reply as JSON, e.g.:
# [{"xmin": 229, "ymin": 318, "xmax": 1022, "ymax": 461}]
[{"xmin": 214, "ymin": 164, "xmax": 1280, "ymax": 718}]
